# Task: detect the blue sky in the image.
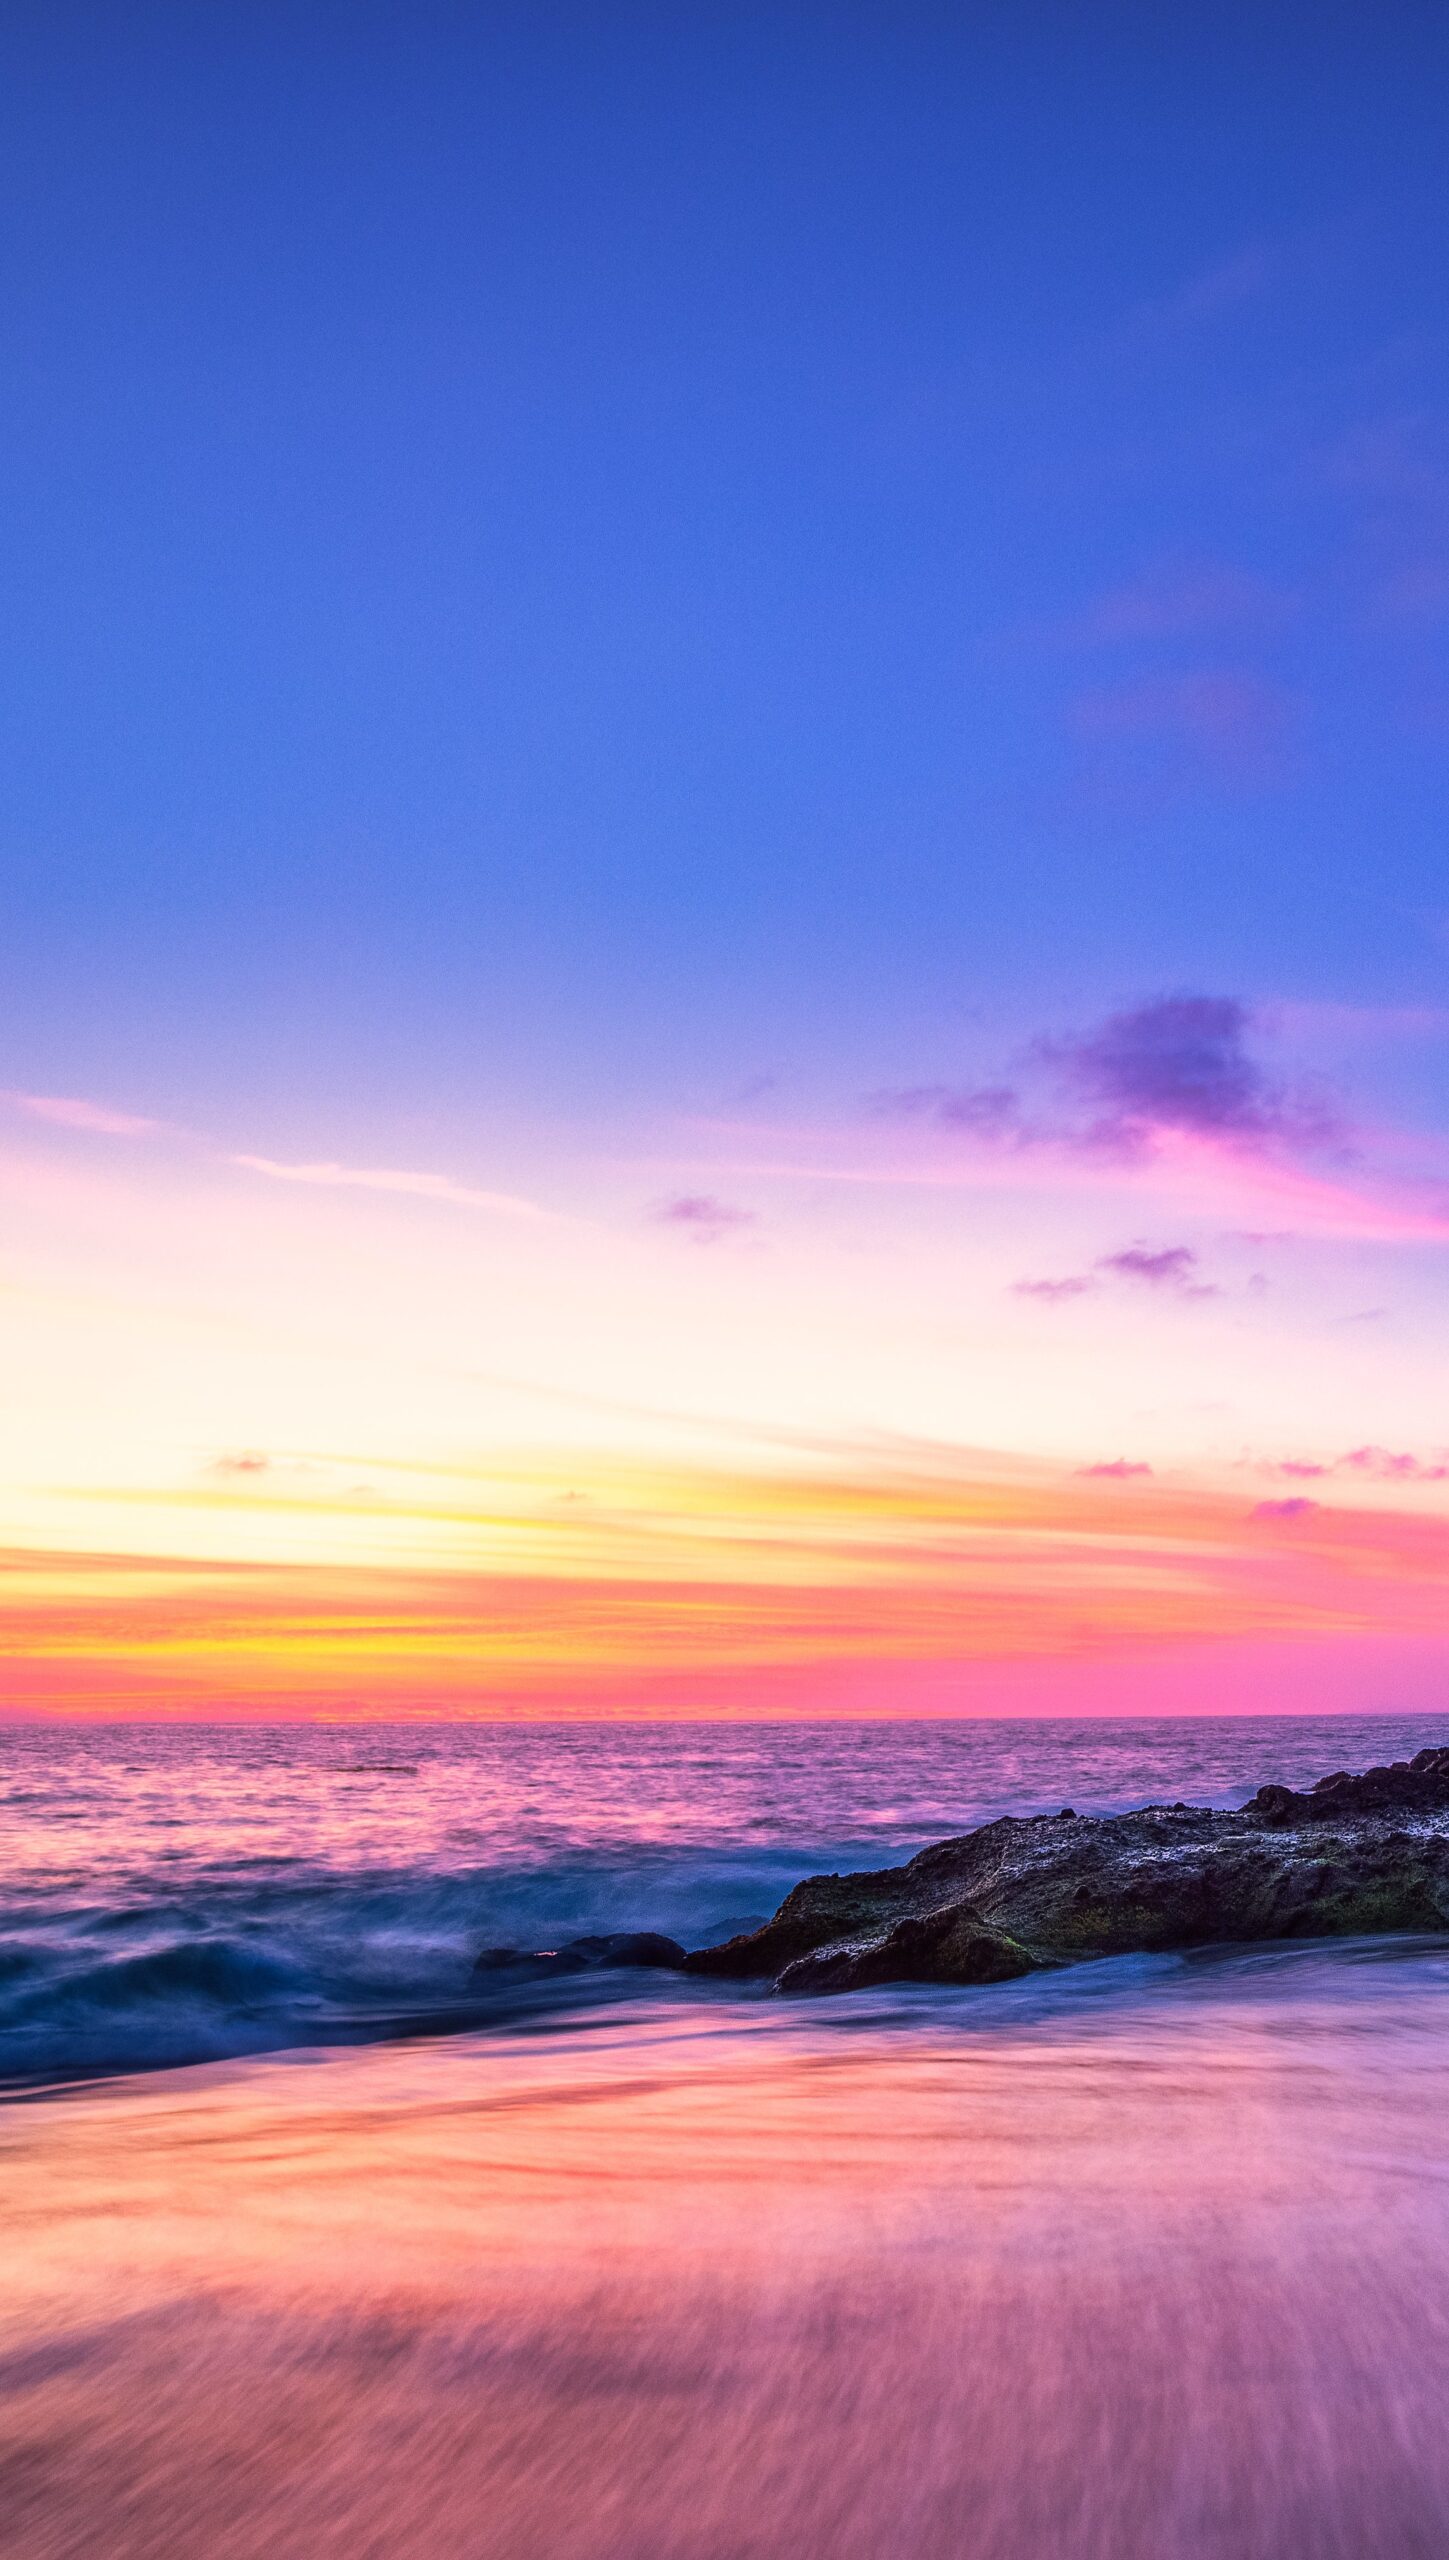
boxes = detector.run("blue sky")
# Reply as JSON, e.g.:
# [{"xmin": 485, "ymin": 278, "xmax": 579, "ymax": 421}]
[
  {"xmin": 3, "ymin": 1, "xmax": 1449, "ymax": 1151},
  {"xmin": 9, "ymin": 8, "xmax": 1449, "ymax": 1715}
]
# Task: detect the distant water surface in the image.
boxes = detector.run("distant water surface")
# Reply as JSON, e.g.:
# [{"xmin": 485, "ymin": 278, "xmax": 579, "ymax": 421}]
[{"xmin": 2, "ymin": 1713, "xmax": 1448, "ymax": 2082}]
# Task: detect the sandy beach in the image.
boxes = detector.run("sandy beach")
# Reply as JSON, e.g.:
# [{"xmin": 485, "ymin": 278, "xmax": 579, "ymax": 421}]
[{"xmin": 7, "ymin": 1940, "xmax": 1449, "ymax": 2559}]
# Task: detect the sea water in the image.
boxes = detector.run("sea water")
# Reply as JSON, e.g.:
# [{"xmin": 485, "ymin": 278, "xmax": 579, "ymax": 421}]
[
  {"xmin": 4, "ymin": 1714, "xmax": 1449, "ymax": 2556},
  {"xmin": 4, "ymin": 1712, "xmax": 1445, "ymax": 2084}
]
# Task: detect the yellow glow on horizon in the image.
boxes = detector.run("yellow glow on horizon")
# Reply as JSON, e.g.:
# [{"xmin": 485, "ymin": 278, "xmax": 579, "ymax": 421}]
[{"xmin": 4, "ymin": 1117, "xmax": 1449, "ymax": 1715}]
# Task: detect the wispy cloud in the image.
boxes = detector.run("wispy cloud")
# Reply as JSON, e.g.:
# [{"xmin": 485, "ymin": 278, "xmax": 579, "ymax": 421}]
[
  {"xmin": 232, "ymin": 1156, "xmax": 543, "ymax": 1218},
  {"xmin": 696, "ymin": 1115, "xmax": 1449, "ymax": 1246},
  {"xmin": 1325, "ymin": 413, "xmax": 1449, "ymax": 626},
  {"xmin": 1012, "ymin": 1275, "xmax": 1096, "ymax": 1304},
  {"xmin": 1124, "ymin": 241, "xmax": 1281, "ymax": 340},
  {"xmin": 1078, "ymin": 1460, "xmax": 1153, "ymax": 1480},
  {"xmin": 5, "ymin": 1087, "xmax": 549, "ymax": 1228},
  {"xmin": 1070, "ymin": 671, "xmax": 1298, "ymax": 794},
  {"xmin": 876, "ymin": 1084, "xmax": 1021, "ymax": 1138},
  {"xmin": 1271, "ymin": 1445, "xmax": 1449, "ymax": 1486},
  {"xmin": 9, "ymin": 1092, "xmax": 160, "ymax": 1138},
  {"xmin": 1269, "ymin": 998, "xmax": 1449, "ymax": 1048},
  {"xmin": 1063, "ymin": 558, "xmax": 1294, "ymax": 648}
]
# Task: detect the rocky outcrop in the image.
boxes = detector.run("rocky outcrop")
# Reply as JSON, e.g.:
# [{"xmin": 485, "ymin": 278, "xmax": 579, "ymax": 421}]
[{"xmin": 683, "ymin": 1746, "xmax": 1449, "ymax": 1994}]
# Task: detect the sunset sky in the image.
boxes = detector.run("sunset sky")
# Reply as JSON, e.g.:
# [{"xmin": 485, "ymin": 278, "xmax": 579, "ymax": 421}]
[{"xmin": 4, "ymin": 3, "xmax": 1449, "ymax": 1714}]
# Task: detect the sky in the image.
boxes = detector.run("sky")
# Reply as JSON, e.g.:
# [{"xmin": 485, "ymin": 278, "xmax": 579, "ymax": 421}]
[{"xmin": 4, "ymin": 1, "xmax": 1449, "ymax": 1715}]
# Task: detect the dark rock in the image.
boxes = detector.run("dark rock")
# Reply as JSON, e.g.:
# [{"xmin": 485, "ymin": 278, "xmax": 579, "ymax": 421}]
[
  {"xmin": 471, "ymin": 1946, "xmax": 592, "ymax": 1979},
  {"xmin": 1247, "ymin": 1747, "xmax": 1449, "ymax": 1826},
  {"xmin": 682, "ymin": 1745, "xmax": 1449, "ymax": 1996},
  {"xmin": 779, "ymin": 1908, "xmax": 1039, "ymax": 1996},
  {"xmin": 560, "ymin": 1932, "xmax": 688, "ymax": 1971},
  {"xmin": 684, "ymin": 1861, "xmax": 917, "ymax": 1980},
  {"xmin": 472, "ymin": 1931, "xmax": 687, "ymax": 1981}
]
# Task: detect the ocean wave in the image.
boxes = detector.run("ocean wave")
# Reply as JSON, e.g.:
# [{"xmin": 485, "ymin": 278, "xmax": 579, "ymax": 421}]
[{"xmin": 0, "ymin": 1845, "xmax": 801, "ymax": 2088}]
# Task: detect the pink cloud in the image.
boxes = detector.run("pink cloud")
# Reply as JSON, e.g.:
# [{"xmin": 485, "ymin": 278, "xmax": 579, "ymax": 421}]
[
  {"xmin": 232, "ymin": 1155, "xmax": 542, "ymax": 1218},
  {"xmin": 1155, "ymin": 1132, "xmax": 1449, "ymax": 1243},
  {"xmin": 686, "ymin": 985, "xmax": 1449, "ymax": 1249},
  {"xmin": 1268, "ymin": 1449, "xmax": 1449, "ymax": 1487},
  {"xmin": 10, "ymin": 1092, "xmax": 159, "ymax": 1138},
  {"xmin": 1339, "ymin": 1445, "xmax": 1449, "ymax": 1483},
  {"xmin": 693, "ymin": 1118, "xmax": 1449, "ymax": 1246}
]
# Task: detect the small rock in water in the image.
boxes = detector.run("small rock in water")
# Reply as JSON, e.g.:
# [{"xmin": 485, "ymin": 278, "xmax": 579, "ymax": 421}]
[
  {"xmin": 471, "ymin": 1946, "xmax": 592, "ymax": 1979},
  {"xmin": 472, "ymin": 1932, "xmax": 687, "ymax": 1979},
  {"xmin": 561, "ymin": 1932, "xmax": 688, "ymax": 1970}
]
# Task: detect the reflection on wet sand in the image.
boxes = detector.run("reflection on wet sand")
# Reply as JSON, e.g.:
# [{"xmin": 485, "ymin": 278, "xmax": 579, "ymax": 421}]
[{"xmin": 5, "ymin": 1950, "xmax": 1449, "ymax": 2559}]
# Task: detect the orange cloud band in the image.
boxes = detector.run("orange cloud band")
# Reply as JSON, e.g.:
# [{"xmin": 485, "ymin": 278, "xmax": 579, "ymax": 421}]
[{"xmin": 5, "ymin": 1457, "xmax": 1449, "ymax": 1715}]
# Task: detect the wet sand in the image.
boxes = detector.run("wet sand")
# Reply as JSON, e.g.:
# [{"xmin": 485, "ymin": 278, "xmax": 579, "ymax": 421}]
[{"xmin": 5, "ymin": 1948, "xmax": 1449, "ymax": 2558}]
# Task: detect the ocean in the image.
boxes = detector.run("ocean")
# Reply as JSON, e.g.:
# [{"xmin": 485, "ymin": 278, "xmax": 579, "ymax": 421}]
[{"xmin": 5, "ymin": 1713, "xmax": 1449, "ymax": 2557}]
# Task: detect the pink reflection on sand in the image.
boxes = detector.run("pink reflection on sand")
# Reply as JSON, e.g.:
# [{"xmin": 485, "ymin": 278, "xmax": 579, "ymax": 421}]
[{"xmin": 6, "ymin": 1968, "xmax": 1449, "ymax": 2557}]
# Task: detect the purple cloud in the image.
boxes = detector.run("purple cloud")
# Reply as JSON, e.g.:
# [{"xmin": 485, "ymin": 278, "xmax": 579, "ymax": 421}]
[
  {"xmin": 1012, "ymin": 1275, "xmax": 1095, "ymax": 1304},
  {"xmin": 653, "ymin": 1193, "xmax": 756, "ymax": 1243},
  {"xmin": 874, "ymin": 995, "xmax": 1336, "ymax": 1165},
  {"xmin": 1096, "ymin": 1244, "xmax": 1218, "ymax": 1298},
  {"xmin": 1078, "ymin": 1460, "xmax": 1154, "ymax": 1480},
  {"xmin": 1253, "ymin": 1497, "xmax": 1320, "ymax": 1521},
  {"xmin": 1054, "ymin": 997, "xmax": 1297, "ymax": 1148}
]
